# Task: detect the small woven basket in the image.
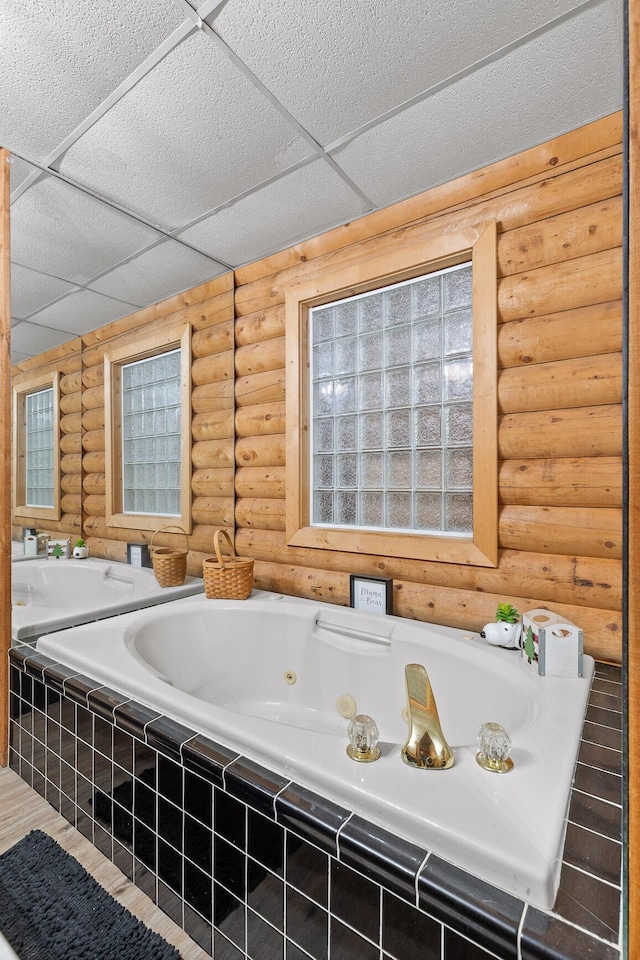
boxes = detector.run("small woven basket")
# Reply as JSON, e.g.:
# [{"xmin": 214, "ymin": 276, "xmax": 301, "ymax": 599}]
[
  {"xmin": 150, "ymin": 526, "xmax": 188, "ymax": 588},
  {"xmin": 203, "ymin": 529, "xmax": 254, "ymax": 600}
]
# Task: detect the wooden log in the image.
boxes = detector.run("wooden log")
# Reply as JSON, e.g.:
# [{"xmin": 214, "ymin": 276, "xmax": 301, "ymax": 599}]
[
  {"xmin": 81, "ymin": 311, "xmax": 191, "ymax": 368},
  {"xmin": 191, "ymin": 350, "xmax": 234, "ymax": 386},
  {"xmin": 235, "ymin": 154, "xmax": 622, "ymax": 316},
  {"xmin": 498, "ymin": 247, "xmax": 622, "ymax": 323},
  {"xmin": 83, "ymin": 494, "xmax": 105, "ymax": 517},
  {"xmin": 60, "ymin": 433, "xmax": 82, "ymax": 455},
  {"xmin": 82, "ymin": 429, "xmax": 105, "ymax": 453},
  {"xmin": 60, "ymin": 454, "xmax": 82, "ymax": 476},
  {"xmin": 61, "ymin": 474, "xmax": 82, "ymax": 495},
  {"xmin": 235, "ymin": 338, "xmax": 285, "ymax": 377},
  {"xmin": 59, "ymin": 392, "xmax": 82, "ymax": 415},
  {"xmin": 498, "ymin": 404, "xmax": 622, "ymax": 459},
  {"xmin": 188, "ymin": 289, "xmax": 234, "ymax": 333},
  {"xmin": 235, "ymin": 466, "xmax": 286, "ymax": 499},
  {"xmin": 83, "ymin": 473, "xmax": 106, "ymax": 495},
  {"xmin": 235, "ymin": 497, "xmax": 286, "ymax": 530},
  {"xmin": 235, "ymin": 402, "xmax": 286, "ymax": 438},
  {"xmin": 236, "ymin": 434, "xmax": 286, "ymax": 467},
  {"xmin": 60, "ymin": 371, "xmax": 82, "ymax": 395},
  {"xmin": 84, "ymin": 537, "xmax": 128, "ymax": 564},
  {"xmin": 83, "ymin": 519, "xmax": 222, "ymax": 555},
  {"xmin": 236, "ymin": 528, "xmax": 622, "ymax": 611},
  {"xmin": 192, "ymin": 439, "xmax": 235, "ymax": 469},
  {"xmin": 82, "ymin": 384, "xmax": 105, "ymax": 410},
  {"xmin": 82, "ymin": 274, "xmax": 232, "ymax": 349},
  {"xmin": 61, "ymin": 493, "xmax": 81, "ymax": 516},
  {"xmin": 191, "ymin": 320, "xmax": 233, "ymax": 359},
  {"xmin": 235, "ymin": 304, "xmax": 285, "ymax": 346},
  {"xmin": 497, "ymin": 300, "xmax": 622, "ymax": 367},
  {"xmin": 235, "ymin": 118, "xmax": 621, "ymax": 287},
  {"xmin": 498, "ymin": 353, "xmax": 622, "ymax": 414},
  {"xmin": 235, "ymin": 148, "xmax": 621, "ymax": 316},
  {"xmin": 30, "ymin": 515, "xmax": 81, "ymax": 536},
  {"xmin": 191, "ymin": 496, "xmax": 235, "ymax": 527},
  {"xmin": 499, "ymin": 505, "xmax": 622, "ymax": 559},
  {"xmin": 251, "ymin": 560, "xmax": 621, "ymax": 662},
  {"xmin": 192, "ymin": 410, "xmax": 235, "ymax": 442},
  {"xmin": 499, "ymin": 457, "xmax": 622, "ymax": 507},
  {"xmin": 191, "ymin": 381, "xmax": 234, "ymax": 413},
  {"xmin": 60, "ymin": 411, "xmax": 82, "ymax": 436},
  {"xmin": 191, "ymin": 468, "xmax": 235, "ymax": 498},
  {"xmin": 236, "ymin": 369, "xmax": 286, "ymax": 407},
  {"xmin": 82, "ymin": 364, "xmax": 104, "ymax": 389},
  {"xmin": 497, "ymin": 196, "xmax": 623, "ymax": 277},
  {"xmin": 82, "ymin": 450, "xmax": 105, "ymax": 474},
  {"xmin": 82, "ymin": 407, "xmax": 105, "ymax": 432},
  {"xmin": 391, "ymin": 578, "xmax": 621, "ymax": 663}
]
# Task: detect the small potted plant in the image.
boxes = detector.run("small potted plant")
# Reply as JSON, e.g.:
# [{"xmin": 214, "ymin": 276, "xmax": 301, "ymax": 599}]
[
  {"xmin": 480, "ymin": 602, "xmax": 522, "ymax": 648},
  {"xmin": 73, "ymin": 537, "xmax": 89, "ymax": 559}
]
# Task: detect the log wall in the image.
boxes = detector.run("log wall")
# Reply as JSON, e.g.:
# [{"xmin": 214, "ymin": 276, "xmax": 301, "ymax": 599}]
[
  {"xmin": 10, "ymin": 114, "xmax": 623, "ymax": 663},
  {"xmin": 11, "ymin": 339, "xmax": 83, "ymax": 541},
  {"xmin": 234, "ymin": 113, "xmax": 624, "ymax": 664},
  {"xmin": 12, "ymin": 275, "xmax": 235, "ymax": 576}
]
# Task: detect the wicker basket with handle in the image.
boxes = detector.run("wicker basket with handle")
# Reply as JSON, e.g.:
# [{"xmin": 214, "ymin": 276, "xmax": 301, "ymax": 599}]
[
  {"xmin": 203, "ymin": 529, "xmax": 254, "ymax": 600},
  {"xmin": 150, "ymin": 526, "xmax": 189, "ymax": 588}
]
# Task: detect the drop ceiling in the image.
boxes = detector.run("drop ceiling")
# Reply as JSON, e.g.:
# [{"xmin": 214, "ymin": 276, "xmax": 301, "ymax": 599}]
[{"xmin": 2, "ymin": 0, "xmax": 623, "ymax": 364}]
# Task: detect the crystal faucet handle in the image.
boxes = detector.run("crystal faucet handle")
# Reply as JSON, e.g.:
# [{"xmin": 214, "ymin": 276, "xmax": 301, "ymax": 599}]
[
  {"xmin": 346, "ymin": 714, "xmax": 380, "ymax": 762},
  {"xmin": 476, "ymin": 721, "xmax": 514, "ymax": 773}
]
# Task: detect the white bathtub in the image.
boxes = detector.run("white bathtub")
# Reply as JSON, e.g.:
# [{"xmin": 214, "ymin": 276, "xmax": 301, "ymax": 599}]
[
  {"xmin": 36, "ymin": 590, "xmax": 594, "ymax": 909},
  {"xmin": 12, "ymin": 557, "xmax": 203, "ymax": 644}
]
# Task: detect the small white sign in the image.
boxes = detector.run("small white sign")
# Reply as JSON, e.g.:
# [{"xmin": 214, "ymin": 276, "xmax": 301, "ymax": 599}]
[{"xmin": 350, "ymin": 575, "xmax": 392, "ymax": 615}]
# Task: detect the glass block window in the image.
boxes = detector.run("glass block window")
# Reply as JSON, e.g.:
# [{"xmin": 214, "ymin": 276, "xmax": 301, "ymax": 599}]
[
  {"xmin": 310, "ymin": 263, "xmax": 473, "ymax": 536},
  {"xmin": 121, "ymin": 349, "xmax": 181, "ymax": 516},
  {"xmin": 25, "ymin": 387, "xmax": 55, "ymax": 508}
]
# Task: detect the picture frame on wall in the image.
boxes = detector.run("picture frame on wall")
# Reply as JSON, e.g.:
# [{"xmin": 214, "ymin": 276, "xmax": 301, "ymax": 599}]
[{"xmin": 349, "ymin": 574, "xmax": 393, "ymax": 615}]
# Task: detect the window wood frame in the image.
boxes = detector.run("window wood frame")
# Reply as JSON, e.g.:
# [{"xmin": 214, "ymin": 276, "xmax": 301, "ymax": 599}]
[
  {"xmin": 104, "ymin": 322, "xmax": 192, "ymax": 534},
  {"xmin": 284, "ymin": 220, "xmax": 498, "ymax": 566},
  {"xmin": 13, "ymin": 370, "xmax": 61, "ymax": 523}
]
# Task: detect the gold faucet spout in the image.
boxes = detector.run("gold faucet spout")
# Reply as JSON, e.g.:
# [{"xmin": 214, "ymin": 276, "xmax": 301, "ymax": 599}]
[{"xmin": 401, "ymin": 663, "xmax": 454, "ymax": 769}]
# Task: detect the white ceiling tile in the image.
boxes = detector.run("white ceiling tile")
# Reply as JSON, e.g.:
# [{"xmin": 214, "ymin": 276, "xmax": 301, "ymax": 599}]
[
  {"xmin": 11, "ymin": 173, "xmax": 163, "ymax": 284},
  {"xmin": 56, "ymin": 31, "xmax": 314, "ymax": 231},
  {"xmin": 8, "ymin": 156, "xmax": 37, "ymax": 194},
  {"xmin": 88, "ymin": 238, "xmax": 228, "ymax": 306},
  {"xmin": 10, "ymin": 264, "xmax": 79, "ymax": 320},
  {"xmin": 330, "ymin": 0, "xmax": 623, "ymax": 207},
  {"xmin": 178, "ymin": 160, "xmax": 370, "ymax": 266},
  {"xmin": 213, "ymin": 0, "xmax": 590, "ymax": 146},
  {"xmin": 27, "ymin": 289, "xmax": 139, "ymax": 335},
  {"xmin": 10, "ymin": 321, "xmax": 77, "ymax": 357},
  {"xmin": 0, "ymin": 0, "xmax": 187, "ymax": 160}
]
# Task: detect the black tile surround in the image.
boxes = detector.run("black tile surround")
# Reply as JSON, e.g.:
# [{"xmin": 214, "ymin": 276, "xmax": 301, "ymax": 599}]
[{"xmin": 8, "ymin": 648, "xmax": 622, "ymax": 960}]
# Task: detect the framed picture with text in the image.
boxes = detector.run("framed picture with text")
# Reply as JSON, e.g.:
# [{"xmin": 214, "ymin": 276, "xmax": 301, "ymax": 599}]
[{"xmin": 349, "ymin": 574, "xmax": 393, "ymax": 615}]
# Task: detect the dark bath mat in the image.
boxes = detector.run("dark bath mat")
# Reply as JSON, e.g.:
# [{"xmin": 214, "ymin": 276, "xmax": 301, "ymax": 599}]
[{"xmin": 0, "ymin": 830, "xmax": 181, "ymax": 959}]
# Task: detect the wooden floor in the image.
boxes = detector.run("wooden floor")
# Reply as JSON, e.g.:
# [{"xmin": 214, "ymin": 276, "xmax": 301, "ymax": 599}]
[{"xmin": 0, "ymin": 766, "xmax": 210, "ymax": 960}]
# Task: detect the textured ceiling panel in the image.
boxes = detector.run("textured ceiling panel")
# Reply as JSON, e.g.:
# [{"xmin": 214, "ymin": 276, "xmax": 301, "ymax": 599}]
[
  {"xmin": 213, "ymin": 0, "xmax": 588, "ymax": 146},
  {"xmin": 11, "ymin": 173, "xmax": 163, "ymax": 285},
  {"xmin": 8, "ymin": 156, "xmax": 36, "ymax": 194},
  {"xmin": 26, "ymin": 288, "xmax": 140, "ymax": 335},
  {"xmin": 87, "ymin": 238, "xmax": 227, "ymax": 307},
  {"xmin": 11, "ymin": 263, "xmax": 78, "ymax": 321},
  {"xmin": 178, "ymin": 159, "xmax": 370, "ymax": 266},
  {"xmin": 331, "ymin": 0, "xmax": 622, "ymax": 207},
  {"xmin": 0, "ymin": 0, "xmax": 187, "ymax": 161},
  {"xmin": 56, "ymin": 31, "xmax": 314, "ymax": 231},
  {"xmin": 10, "ymin": 321, "xmax": 76, "ymax": 357}
]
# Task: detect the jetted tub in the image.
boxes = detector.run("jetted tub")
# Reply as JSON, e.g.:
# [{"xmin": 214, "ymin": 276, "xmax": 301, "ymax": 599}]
[
  {"xmin": 36, "ymin": 590, "xmax": 594, "ymax": 909},
  {"xmin": 12, "ymin": 557, "xmax": 203, "ymax": 644}
]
